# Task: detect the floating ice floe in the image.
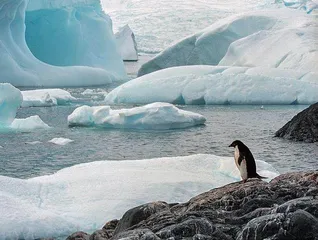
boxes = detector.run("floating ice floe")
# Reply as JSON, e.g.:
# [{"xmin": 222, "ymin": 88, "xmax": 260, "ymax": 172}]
[
  {"xmin": 105, "ymin": 66, "xmax": 318, "ymax": 105},
  {"xmin": 25, "ymin": 141, "xmax": 42, "ymax": 145},
  {"xmin": 115, "ymin": 24, "xmax": 138, "ymax": 61},
  {"xmin": 0, "ymin": 84, "xmax": 23, "ymax": 127},
  {"xmin": 0, "ymin": 0, "xmax": 127, "ymax": 87},
  {"xmin": 68, "ymin": 102, "xmax": 206, "ymax": 129},
  {"xmin": 81, "ymin": 89, "xmax": 108, "ymax": 96},
  {"xmin": 0, "ymin": 154, "xmax": 279, "ymax": 239},
  {"xmin": 21, "ymin": 89, "xmax": 77, "ymax": 107},
  {"xmin": 138, "ymin": 9, "xmax": 318, "ymax": 76},
  {"xmin": 11, "ymin": 115, "xmax": 51, "ymax": 131},
  {"xmin": 48, "ymin": 138, "xmax": 74, "ymax": 145}
]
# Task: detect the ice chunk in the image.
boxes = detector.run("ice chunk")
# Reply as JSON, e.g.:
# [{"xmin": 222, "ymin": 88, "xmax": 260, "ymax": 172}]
[
  {"xmin": 81, "ymin": 89, "xmax": 108, "ymax": 96},
  {"xmin": 25, "ymin": 141, "xmax": 42, "ymax": 145},
  {"xmin": 48, "ymin": 138, "xmax": 74, "ymax": 145},
  {"xmin": 21, "ymin": 89, "xmax": 76, "ymax": 107},
  {"xmin": 0, "ymin": 0, "xmax": 127, "ymax": 87},
  {"xmin": 10, "ymin": 115, "xmax": 51, "ymax": 131},
  {"xmin": 137, "ymin": 10, "xmax": 317, "ymax": 76},
  {"xmin": 0, "ymin": 154, "xmax": 279, "ymax": 239},
  {"xmin": 68, "ymin": 103, "xmax": 206, "ymax": 129},
  {"xmin": 115, "ymin": 25, "xmax": 138, "ymax": 61},
  {"xmin": 280, "ymin": 0, "xmax": 318, "ymax": 13},
  {"xmin": 0, "ymin": 84, "xmax": 23, "ymax": 127},
  {"xmin": 105, "ymin": 66, "xmax": 318, "ymax": 105}
]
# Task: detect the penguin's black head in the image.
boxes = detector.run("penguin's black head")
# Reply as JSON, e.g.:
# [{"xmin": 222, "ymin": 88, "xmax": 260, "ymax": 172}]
[{"xmin": 229, "ymin": 140, "xmax": 244, "ymax": 148}]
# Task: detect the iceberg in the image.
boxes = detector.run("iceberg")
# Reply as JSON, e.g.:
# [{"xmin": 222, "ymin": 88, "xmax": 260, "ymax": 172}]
[
  {"xmin": 0, "ymin": 0, "xmax": 127, "ymax": 87},
  {"xmin": 0, "ymin": 84, "xmax": 23, "ymax": 127},
  {"xmin": 115, "ymin": 25, "xmax": 138, "ymax": 61},
  {"xmin": 137, "ymin": 10, "xmax": 318, "ymax": 76},
  {"xmin": 21, "ymin": 89, "xmax": 77, "ymax": 107},
  {"xmin": 10, "ymin": 115, "xmax": 51, "ymax": 131},
  {"xmin": 68, "ymin": 102, "xmax": 206, "ymax": 129},
  {"xmin": 105, "ymin": 66, "xmax": 318, "ymax": 105},
  {"xmin": 0, "ymin": 154, "xmax": 279, "ymax": 239}
]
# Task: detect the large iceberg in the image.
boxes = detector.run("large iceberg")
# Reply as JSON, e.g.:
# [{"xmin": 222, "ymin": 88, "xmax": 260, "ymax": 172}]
[
  {"xmin": 137, "ymin": 9, "xmax": 318, "ymax": 76},
  {"xmin": 0, "ymin": 84, "xmax": 23, "ymax": 127},
  {"xmin": 105, "ymin": 66, "xmax": 318, "ymax": 105},
  {"xmin": 21, "ymin": 89, "xmax": 77, "ymax": 107},
  {"xmin": 115, "ymin": 24, "xmax": 138, "ymax": 61},
  {"xmin": 0, "ymin": 154, "xmax": 279, "ymax": 239},
  {"xmin": 68, "ymin": 102, "xmax": 206, "ymax": 129},
  {"xmin": 0, "ymin": 0, "xmax": 127, "ymax": 87}
]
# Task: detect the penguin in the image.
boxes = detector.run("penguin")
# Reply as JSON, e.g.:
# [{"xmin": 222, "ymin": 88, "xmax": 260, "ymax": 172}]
[{"xmin": 229, "ymin": 140, "xmax": 266, "ymax": 183}]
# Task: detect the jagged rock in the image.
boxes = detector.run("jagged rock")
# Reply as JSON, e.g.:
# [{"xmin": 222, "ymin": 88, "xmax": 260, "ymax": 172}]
[
  {"xmin": 66, "ymin": 231, "xmax": 90, "ymax": 240},
  {"xmin": 275, "ymin": 102, "xmax": 318, "ymax": 142},
  {"xmin": 68, "ymin": 171, "xmax": 318, "ymax": 240},
  {"xmin": 114, "ymin": 201, "xmax": 170, "ymax": 235}
]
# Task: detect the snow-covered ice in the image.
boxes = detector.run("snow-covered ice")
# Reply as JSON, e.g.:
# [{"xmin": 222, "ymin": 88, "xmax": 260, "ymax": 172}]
[
  {"xmin": 115, "ymin": 25, "xmax": 138, "ymax": 61},
  {"xmin": 138, "ymin": 9, "xmax": 318, "ymax": 76},
  {"xmin": 10, "ymin": 115, "xmax": 51, "ymax": 131},
  {"xmin": 21, "ymin": 89, "xmax": 76, "ymax": 107},
  {"xmin": 0, "ymin": 0, "xmax": 127, "ymax": 87},
  {"xmin": 0, "ymin": 84, "xmax": 23, "ymax": 127},
  {"xmin": 0, "ymin": 154, "xmax": 279, "ymax": 239},
  {"xmin": 280, "ymin": 0, "xmax": 318, "ymax": 13},
  {"xmin": 48, "ymin": 138, "xmax": 74, "ymax": 145},
  {"xmin": 68, "ymin": 103, "xmax": 206, "ymax": 129},
  {"xmin": 105, "ymin": 66, "xmax": 318, "ymax": 105}
]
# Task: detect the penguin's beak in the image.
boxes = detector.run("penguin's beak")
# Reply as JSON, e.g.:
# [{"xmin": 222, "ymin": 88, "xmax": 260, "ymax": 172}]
[{"xmin": 229, "ymin": 143, "xmax": 234, "ymax": 147}]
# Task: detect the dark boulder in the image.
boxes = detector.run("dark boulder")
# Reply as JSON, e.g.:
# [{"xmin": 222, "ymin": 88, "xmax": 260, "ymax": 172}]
[{"xmin": 275, "ymin": 102, "xmax": 318, "ymax": 142}]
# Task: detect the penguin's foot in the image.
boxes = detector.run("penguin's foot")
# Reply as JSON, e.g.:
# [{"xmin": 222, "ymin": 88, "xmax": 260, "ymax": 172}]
[{"xmin": 241, "ymin": 179, "xmax": 248, "ymax": 183}]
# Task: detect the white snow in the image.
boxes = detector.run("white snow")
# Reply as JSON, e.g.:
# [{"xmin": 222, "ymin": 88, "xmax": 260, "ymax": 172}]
[
  {"xmin": 0, "ymin": 154, "xmax": 279, "ymax": 239},
  {"xmin": 10, "ymin": 115, "xmax": 51, "ymax": 131},
  {"xmin": 0, "ymin": 0, "xmax": 127, "ymax": 87},
  {"xmin": 48, "ymin": 138, "xmax": 74, "ymax": 145},
  {"xmin": 0, "ymin": 84, "xmax": 23, "ymax": 127},
  {"xmin": 105, "ymin": 66, "xmax": 318, "ymax": 105},
  {"xmin": 115, "ymin": 25, "xmax": 138, "ymax": 61},
  {"xmin": 21, "ymin": 89, "xmax": 76, "ymax": 107},
  {"xmin": 137, "ymin": 9, "xmax": 318, "ymax": 76},
  {"xmin": 68, "ymin": 103, "xmax": 206, "ymax": 129}
]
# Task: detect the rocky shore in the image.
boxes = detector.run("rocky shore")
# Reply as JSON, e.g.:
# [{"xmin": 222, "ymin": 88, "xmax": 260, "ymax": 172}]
[
  {"xmin": 68, "ymin": 171, "xmax": 318, "ymax": 240},
  {"xmin": 276, "ymin": 102, "xmax": 318, "ymax": 143}
]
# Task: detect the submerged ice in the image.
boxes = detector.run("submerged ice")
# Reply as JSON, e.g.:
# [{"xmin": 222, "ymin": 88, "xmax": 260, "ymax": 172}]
[
  {"xmin": 0, "ymin": 0, "xmax": 127, "ymax": 87},
  {"xmin": 0, "ymin": 154, "xmax": 279, "ymax": 239},
  {"xmin": 68, "ymin": 102, "xmax": 206, "ymax": 129}
]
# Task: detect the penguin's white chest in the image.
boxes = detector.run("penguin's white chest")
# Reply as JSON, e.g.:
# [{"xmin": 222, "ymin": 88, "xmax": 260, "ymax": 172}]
[{"xmin": 234, "ymin": 146, "xmax": 248, "ymax": 180}]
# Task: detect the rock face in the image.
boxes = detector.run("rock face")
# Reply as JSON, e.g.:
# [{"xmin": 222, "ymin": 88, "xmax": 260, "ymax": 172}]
[
  {"xmin": 275, "ymin": 103, "xmax": 318, "ymax": 142},
  {"xmin": 68, "ymin": 171, "xmax": 318, "ymax": 240}
]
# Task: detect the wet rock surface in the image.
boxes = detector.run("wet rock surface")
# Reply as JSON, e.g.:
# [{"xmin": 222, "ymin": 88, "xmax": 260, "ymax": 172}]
[
  {"xmin": 275, "ymin": 102, "xmax": 318, "ymax": 143},
  {"xmin": 68, "ymin": 171, "xmax": 318, "ymax": 240}
]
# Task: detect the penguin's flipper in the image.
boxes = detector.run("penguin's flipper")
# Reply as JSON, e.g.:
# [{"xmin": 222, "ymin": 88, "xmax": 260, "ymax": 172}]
[{"xmin": 238, "ymin": 154, "xmax": 245, "ymax": 166}]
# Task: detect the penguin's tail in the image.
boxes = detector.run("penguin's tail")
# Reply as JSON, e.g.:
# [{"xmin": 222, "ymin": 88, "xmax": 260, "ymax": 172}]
[{"xmin": 256, "ymin": 173, "xmax": 267, "ymax": 179}]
